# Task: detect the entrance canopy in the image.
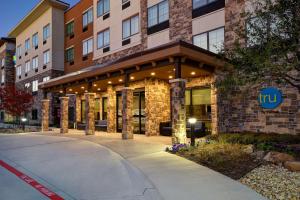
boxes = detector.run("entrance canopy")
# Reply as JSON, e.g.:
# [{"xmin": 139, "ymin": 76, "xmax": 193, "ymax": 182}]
[{"xmin": 40, "ymin": 40, "xmax": 227, "ymax": 94}]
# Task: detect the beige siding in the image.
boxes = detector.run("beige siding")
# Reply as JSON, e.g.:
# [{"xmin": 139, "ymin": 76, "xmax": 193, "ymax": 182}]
[{"xmin": 93, "ymin": 0, "xmax": 141, "ymax": 61}]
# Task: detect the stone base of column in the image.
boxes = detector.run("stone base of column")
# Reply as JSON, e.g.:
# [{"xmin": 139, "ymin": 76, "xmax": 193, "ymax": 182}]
[
  {"xmin": 85, "ymin": 93, "xmax": 95, "ymax": 135},
  {"xmin": 122, "ymin": 87, "xmax": 133, "ymax": 140},
  {"xmin": 60, "ymin": 96, "xmax": 69, "ymax": 134},
  {"xmin": 170, "ymin": 79, "xmax": 187, "ymax": 144},
  {"xmin": 41, "ymin": 99, "xmax": 50, "ymax": 132}
]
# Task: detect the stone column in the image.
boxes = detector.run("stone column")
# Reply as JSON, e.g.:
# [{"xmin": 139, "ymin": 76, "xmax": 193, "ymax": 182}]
[
  {"xmin": 41, "ymin": 99, "xmax": 50, "ymax": 132},
  {"xmin": 85, "ymin": 93, "xmax": 95, "ymax": 135},
  {"xmin": 107, "ymin": 85, "xmax": 116, "ymax": 133},
  {"xmin": 60, "ymin": 96, "xmax": 69, "ymax": 134},
  {"xmin": 122, "ymin": 87, "xmax": 133, "ymax": 139},
  {"xmin": 170, "ymin": 79, "xmax": 187, "ymax": 144}
]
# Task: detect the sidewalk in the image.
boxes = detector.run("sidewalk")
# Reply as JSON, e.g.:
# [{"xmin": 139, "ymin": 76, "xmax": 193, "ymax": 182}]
[{"xmin": 50, "ymin": 131, "xmax": 267, "ymax": 200}]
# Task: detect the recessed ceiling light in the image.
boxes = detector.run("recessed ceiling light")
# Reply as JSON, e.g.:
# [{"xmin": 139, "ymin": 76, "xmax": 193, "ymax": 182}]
[
  {"xmin": 59, "ymin": 90, "xmax": 63, "ymax": 94},
  {"xmin": 97, "ymin": 88, "xmax": 101, "ymax": 91},
  {"xmin": 108, "ymin": 81, "xmax": 112, "ymax": 84},
  {"xmin": 130, "ymin": 76, "xmax": 135, "ymax": 80},
  {"xmin": 169, "ymin": 76, "xmax": 173, "ymax": 79},
  {"xmin": 75, "ymin": 92, "xmax": 78, "ymax": 94},
  {"xmin": 93, "ymin": 84, "xmax": 97, "ymax": 87},
  {"xmin": 69, "ymin": 88, "xmax": 73, "ymax": 92},
  {"xmin": 85, "ymin": 90, "xmax": 88, "ymax": 93},
  {"xmin": 191, "ymin": 71, "xmax": 196, "ymax": 75},
  {"xmin": 151, "ymin": 72, "xmax": 155, "ymax": 76},
  {"xmin": 119, "ymin": 79, "xmax": 123, "ymax": 82},
  {"xmin": 81, "ymin": 86, "xmax": 85, "ymax": 89}
]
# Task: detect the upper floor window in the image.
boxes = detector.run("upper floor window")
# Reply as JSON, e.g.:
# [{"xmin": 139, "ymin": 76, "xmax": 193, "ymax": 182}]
[
  {"xmin": 43, "ymin": 76, "xmax": 50, "ymax": 82},
  {"xmin": 193, "ymin": 27, "xmax": 224, "ymax": 53},
  {"xmin": 1, "ymin": 59, "xmax": 4, "ymax": 67},
  {"xmin": 43, "ymin": 50, "xmax": 50, "ymax": 65},
  {"xmin": 122, "ymin": 15, "xmax": 139, "ymax": 39},
  {"xmin": 25, "ymin": 60, "xmax": 30, "ymax": 73},
  {"xmin": 193, "ymin": 0, "xmax": 217, "ymax": 9},
  {"xmin": 32, "ymin": 33, "xmax": 39, "ymax": 48},
  {"xmin": 32, "ymin": 56, "xmax": 39, "ymax": 69},
  {"xmin": 25, "ymin": 82, "xmax": 30, "ymax": 89},
  {"xmin": 97, "ymin": 0, "xmax": 110, "ymax": 17},
  {"xmin": 83, "ymin": 8, "xmax": 93, "ymax": 27},
  {"xmin": 1, "ymin": 72, "xmax": 4, "ymax": 83},
  {"xmin": 148, "ymin": 0, "xmax": 169, "ymax": 27},
  {"xmin": 25, "ymin": 39, "xmax": 30, "ymax": 52},
  {"xmin": 97, "ymin": 29, "xmax": 110, "ymax": 49},
  {"xmin": 16, "ymin": 65, "xmax": 22, "ymax": 76},
  {"xmin": 83, "ymin": 38, "xmax": 93, "ymax": 56},
  {"xmin": 66, "ymin": 21, "xmax": 74, "ymax": 36},
  {"xmin": 16, "ymin": 45, "xmax": 22, "ymax": 57},
  {"xmin": 66, "ymin": 47, "xmax": 74, "ymax": 62},
  {"xmin": 32, "ymin": 80, "xmax": 38, "ymax": 92},
  {"xmin": 43, "ymin": 24, "xmax": 50, "ymax": 41}
]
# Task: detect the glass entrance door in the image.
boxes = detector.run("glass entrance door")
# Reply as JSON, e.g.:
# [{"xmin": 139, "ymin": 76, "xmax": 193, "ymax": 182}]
[{"xmin": 133, "ymin": 91, "xmax": 145, "ymax": 134}]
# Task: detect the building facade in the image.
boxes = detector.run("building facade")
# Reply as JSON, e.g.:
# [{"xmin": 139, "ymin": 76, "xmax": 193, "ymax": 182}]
[
  {"xmin": 0, "ymin": 38, "xmax": 16, "ymax": 122},
  {"xmin": 8, "ymin": 0, "xmax": 69, "ymax": 125},
  {"xmin": 4, "ymin": 0, "xmax": 298, "ymax": 137}
]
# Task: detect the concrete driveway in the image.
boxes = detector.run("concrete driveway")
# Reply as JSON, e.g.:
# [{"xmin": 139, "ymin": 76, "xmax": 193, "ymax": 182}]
[{"xmin": 0, "ymin": 133, "xmax": 266, "ymax": 200}]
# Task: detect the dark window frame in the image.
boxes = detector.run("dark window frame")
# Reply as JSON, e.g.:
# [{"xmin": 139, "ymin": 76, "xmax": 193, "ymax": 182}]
[{"xmin": 147, "ymin": 0, "xmax": 169, "ymax": 28}]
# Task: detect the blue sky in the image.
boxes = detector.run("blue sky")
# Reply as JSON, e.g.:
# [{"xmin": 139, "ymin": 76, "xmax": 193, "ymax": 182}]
[{"xmin": 0, "ymin": 0, "xmax": 79, "ymax": 37}]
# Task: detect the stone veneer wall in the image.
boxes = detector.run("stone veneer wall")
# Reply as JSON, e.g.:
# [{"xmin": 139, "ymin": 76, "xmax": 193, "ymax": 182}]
[
  {"xmin": 145, "ymin": 78, "xmax": 171, "ymax": 136},
  {"xmin": 3, "ymin": 50, "xmax": 15, "ymax": 86},
  {"xmin": 107, "ymin": 85, "xmax": 116, "ymax": 133},
  {"xmin": 223, "ymin": 0, "xmax": 300, "ymax": 135},
  {"xmin": 169, "ymin": 0, "xmax": 193, "ymax": 42}
]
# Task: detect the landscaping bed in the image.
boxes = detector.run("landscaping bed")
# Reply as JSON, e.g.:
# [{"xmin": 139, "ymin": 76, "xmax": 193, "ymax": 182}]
[
  {"xmin": 0, "ymin": 127, "xmax": 41, "ymax": 134},
  {"xmin": 168, "ymin": 133, "xmax": 300, "ymax": 200}
]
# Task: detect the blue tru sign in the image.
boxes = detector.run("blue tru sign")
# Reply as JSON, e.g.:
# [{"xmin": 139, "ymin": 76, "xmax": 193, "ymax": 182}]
[{"xmin": 258, "ymin": 87, "xmax": 283, "ymax": 109}]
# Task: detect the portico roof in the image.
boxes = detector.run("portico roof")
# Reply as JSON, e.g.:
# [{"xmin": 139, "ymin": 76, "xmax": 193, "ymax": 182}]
[{"xmin": 40, "ymin": 40, "xmax": 227, "ymax": 91}]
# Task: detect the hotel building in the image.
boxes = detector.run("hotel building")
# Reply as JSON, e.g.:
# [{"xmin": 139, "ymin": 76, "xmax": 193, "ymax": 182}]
[{"xmin": 8, "ymin": 0, "xmax": 69, "ymax": 125}]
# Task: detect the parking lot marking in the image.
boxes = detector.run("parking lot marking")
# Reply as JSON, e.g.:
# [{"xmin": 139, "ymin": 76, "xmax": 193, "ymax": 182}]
[{"xmin": 0, "ymin": 160, "xmax": 64, "ymax": 200}]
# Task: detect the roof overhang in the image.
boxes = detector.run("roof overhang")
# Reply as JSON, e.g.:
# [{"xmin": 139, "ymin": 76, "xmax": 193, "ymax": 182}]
[
  {"xmin": 40, "ymin": 41, "xmax": 228, "ymax": 91},
  {"xmin": 8, "ymin": 0, "xmax": 69, "ymax": 37}
]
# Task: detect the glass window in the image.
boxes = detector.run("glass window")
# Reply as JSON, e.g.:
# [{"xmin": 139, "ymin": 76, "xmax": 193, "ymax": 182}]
[
  {"xmin": 32, "ymin": 80, "xmax": 38, "ymax": 92},
  {"xmin": 43, "ymin": 50, "xmax": 50, "ymax": 65},
  {"xmin": 32, "ymin": 109, "xmax": 38, "ymax": 120},
  {"xmin": 95, "ymin": 98, "xmax": 100, "ymax": 120},
  {"xmin": 16, "ymin": 45, "xmax": 22, "ymax": 57},
  {"xmin": 83, "ymin": 38, "xmax": 93, "ymax": 56},
  {"xmin": 43, "ymin": 76, "xmax": 50, "ymax": 82},
  {"xmin": 66, "ymin": 21, "xmax": 74, "ymax": 36},
  {"xmin": 81, "ymin": 100, "xmax": 86, "ymax": 123},
  {"xmin": 193, "ymin": 27, "xmax": 224, "ymax": 53},
  {"xmin": 43, "ymin": 24, "xmax": 50, "ymax": 41},
  {"xmin": 83, "ymin": 8, "xmax": 93, "ymax": 27},
  {"xmin": 147, "ymin": 0, "xmax": 169, "ymax": 27},
  {"xmin": 1, "ymin": 72, "xmax": 4, "ymax": 83},
  {"xmin": 97, "ymin": 29, "xmax": 110, "ymax": 49},
  {"xmin": 1, "ymin": 59, "xmax": 4, "ymax": 67},
  {"xmin": 25, "ymin": 60, "xmax": 30, "ymax": 73},
  {"xmin": 32, "ymin": 56, "xmax": 38, "ymax": 69},
  {"xmin": 102, "ymin": 97, "xmax": 107, "ymax": 120},
  {"xmin": 209, "ymin": 28, "xmax": 224, "ymax": 53},
  {"xmin": 193, "ymin": 0, "xmax": 216, "ymax": 9},
  {"xmin": 97, "ymin": 0, "xmax": 110, "ymax": 17},
  {"xmin": 32, "ymin": 33, "xmax": 38, "ymax": 48},
  {"xmin": 193, "ymin": 33, "xmax": 208, "ymax": 50},
  {"xmin": 122, "ymin": 15, "xmax": 139, "ymax": 39},
  {"xmin": 66, "ymin": 47, "xmax": 74, "ymax": 62},
  {"xmin": 16, "ymin": 65, "xmax": 22, "ymax": 76},
  {"xmin": 25, "ymin": 39, "xmax": 30, "ymax": 51}
]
